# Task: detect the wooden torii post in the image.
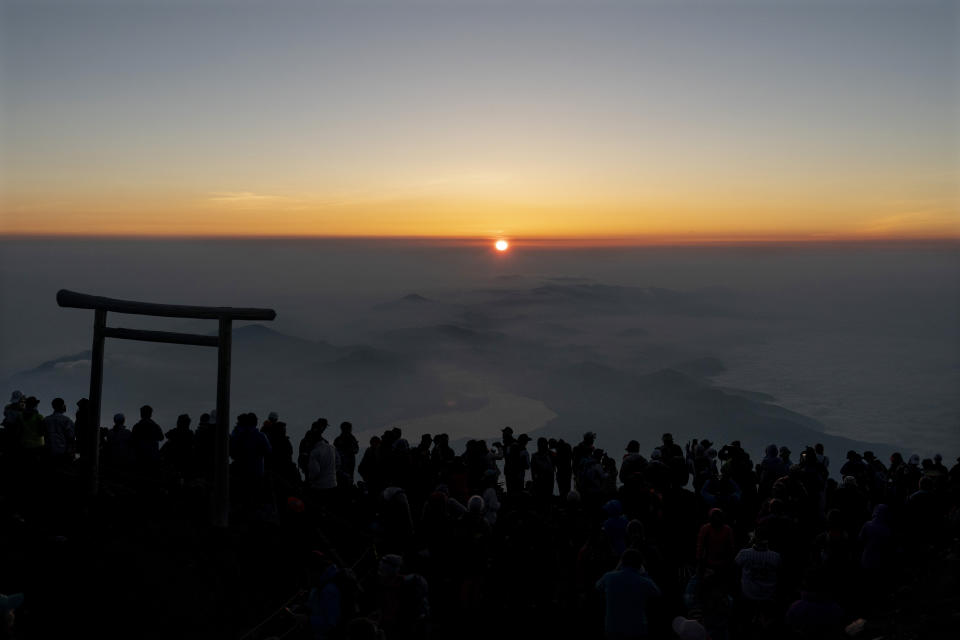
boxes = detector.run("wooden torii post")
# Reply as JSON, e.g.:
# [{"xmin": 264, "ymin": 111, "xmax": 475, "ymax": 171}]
[{"xmin": 56, "ymin": 289, "xmax": 276, "ymax": 527}]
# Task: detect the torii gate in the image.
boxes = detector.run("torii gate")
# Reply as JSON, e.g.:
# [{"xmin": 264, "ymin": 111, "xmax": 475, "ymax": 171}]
[{"xmin": 56, "ymin": 289, "xmax": 276, "ymax": 527}]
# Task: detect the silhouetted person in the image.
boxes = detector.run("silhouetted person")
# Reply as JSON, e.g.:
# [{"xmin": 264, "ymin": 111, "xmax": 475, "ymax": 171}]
[
  {"xmin": 358, "ymin": 436, "xmax": 382, "ymax": 491},
  {"xmin": 504, "ymin": 433, "xmax": 530, "ymax": 493},
  {"xmin": 104, "ymin": 413, "xmax": 133, "ymax": 474},
  {"xmin": 42, "ymin": 397, "xmax": 75, "ymax": 467},
  {"xmin": 299, "ymin": 418, "xmax": 329, "ymax": 482},
  {"xmin": 697, "ymin": 508, "xmax": 735, "ymax": 576},
  {"xmin": 307, "ymin": 419, "xmax": 337, "ymax": 500},
  {"xmin": 2, "ymin": 391, "xmax": 24, "ymax": 450},
  {"xmin": 735, "ymin": 536, "xmax": 781, "ymax": 623},
  {"xmin": 785, "ymin": 572, "xmax": 845, "ymax": 639},
  {"xmin": 230, "ymin": 412, "xmax": 271, "ymax": 508},
  {"xmin": 620, "ymin": 440, "xmax": 646, "ymax": 486},
  {"xmin": 15, "ymin": 396, "xmax": 44, "ymax": 465},
  {"xmin": 553, "ymin": 438, "xmax": 573, "ymax": 497},
  {"xmin": 595, "ymin": 548, "xmax": 660, "ymax": 639},
  {"xmin": 162, "ymin": 413, "xmax": 194, "ymax": 480},
  {"xmin": 572, "ymin": 431, "xmax": 596, "ymax": 487},
  {"xmin": 334, "ymin": 421, "xmax": 359, "ymax": 488},
  {"xmin": 131, "ymin": 404, "xmax": 163, "ymax": 472},
  {"xmin": 657, "ymin": 432, "xmax": 683, "ymax": 460},
  {"xmin": 263, "ymin": 420, "xmax": 297, "ymax": 487},
  {"xmin": 530, "ymin": 437, "xmax": 555, "ymax": 499},
  {"xmin": 193, "ymin": 412, "xmax": 215, "ymax": 478},
  {"xmin": 500, "ymin": 426, "xmax": 515, "ymax": 452},
  {"xmin": 373, "ymin": 554, "xmax": 429, "ymax": 640}
]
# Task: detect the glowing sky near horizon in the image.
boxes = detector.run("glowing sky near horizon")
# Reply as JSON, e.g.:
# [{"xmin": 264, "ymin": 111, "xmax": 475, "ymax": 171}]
[{"xmin": 1, "ymin": 0, "xmax": 957, "ymax": 240}]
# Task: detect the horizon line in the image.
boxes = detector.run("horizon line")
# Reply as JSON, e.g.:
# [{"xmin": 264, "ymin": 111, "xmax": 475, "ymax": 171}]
[{"xmin": 2, "ymin": 231, "xmax": 959, "ymax": 249}]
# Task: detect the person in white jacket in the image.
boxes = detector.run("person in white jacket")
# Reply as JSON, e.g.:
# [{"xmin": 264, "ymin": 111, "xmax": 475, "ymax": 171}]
[{"xmin": 308, "ymin": 425, "xmax": 338, "ymax": 493}]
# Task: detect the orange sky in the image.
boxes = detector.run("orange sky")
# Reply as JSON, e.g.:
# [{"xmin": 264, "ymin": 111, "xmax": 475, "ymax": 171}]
[{"xmin": 2, "ymin": 2, "xmax": 957, "ymax": 242}]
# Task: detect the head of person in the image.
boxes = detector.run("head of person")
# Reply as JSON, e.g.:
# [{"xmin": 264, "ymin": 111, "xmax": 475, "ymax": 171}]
[
  {"xmin": 709, "ymin": 508, "xmax": 725, "ymax": 527},
  {"xmin": 378, "ymin": 554, "xmax": 404, "ymax": 579},
  {"xmin": 52, "ymin": 397, "xmax": 66, "ymax": 413},
  {"xmin": 765, "ymin": 444, "xmax": 778, "ymax": 458},
  {"xmin": 662, "ymin": 433, "xmax": 674, "ymax": 445},
  {"xmin": 314, "ymin": 418, "xmax": 328, "ymax": 433},
  {"xmin": 113, "ymin": 413, "xmax": 125, "ymax": 427},
  {"xmin": 826, "ymin": 508, "xmax": 843, "ymax": 529},
  {"xmin": 537, "ymin": 437, "xmax": 549, "ymax": 453},
  {"xmin": 583, "ymin": 431, "xmax": 596, "ymax": 445},
  {"xmin": 268, "ymin": 411, "xmax": 279, "ymax": 422},
  {"xmin": 24, "ymin": 396, "xmax": 39, "ymax": 410},
  {"xmin": 618, "ymin": 548, "xmax": 644, "ymax": 571},
  {"xmin": 341, "ymin": 421, "xmax": 353, "ymax": 434},
  {"xmin": 672, "ymin": 616, "xmax": 707, "ymax": 640},
  {"xmin": 467, "ymin": 495, "xmax": 485, "ymax": 514},
  {"xmin": 517, "ymin": 434, "xmax": 531, "ymax": 448},
  {"xmin": 140, "ymin": 404, "xmax": 153, "ymax": 419},
  {"xmin": 419, "ymin": 433, "xmax": 432, "ymax": 446},
  {"xmin": 626, "ymin": 440, "xmax": 640, "ymax": 454},
  {"xmin": 8, "ymin": 391, "xmax": 23, "ymax": 405},
  {"xmin": 177, "ymin": 414, "xmax": 191, "ymax": 429},
  {"xmin": 199, "ymin": 413, "xmax": 210, "ymax": 425},
  {"xmin": 815, "ymin": 443, "xmax": 824, "ymax": 455}
]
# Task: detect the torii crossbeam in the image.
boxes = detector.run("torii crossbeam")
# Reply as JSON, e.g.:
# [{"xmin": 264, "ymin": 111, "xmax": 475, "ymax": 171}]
[{"xmin": 57, "ymin": 289, "xmax": 276, "ymax": 527}]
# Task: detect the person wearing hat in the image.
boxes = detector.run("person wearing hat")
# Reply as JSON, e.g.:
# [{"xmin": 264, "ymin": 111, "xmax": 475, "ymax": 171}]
[
  {"xmin": 620, "ymin": 440, "xmax": 647, "ymax": 486},
  {"xmin": 17, "ymin": 396, "xmax": 45, "ymax": 462},
  {"xmin": 500, "ymin": 426, "xmax": 515, "ymax": 452},
  {"xmin": 658, "ymin": 433, "xmax": 683, "ymax": 460},
  {"xmin": 2, "ymin": 391, "xmax": 25, "ymax": 450},
  {"xmin": 778, "ymin": 446, "xmax": 793, "ymax": 468}
]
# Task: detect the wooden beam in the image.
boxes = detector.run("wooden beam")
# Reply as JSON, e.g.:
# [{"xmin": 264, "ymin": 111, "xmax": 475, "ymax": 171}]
[
  {"xmin": 103, "ymin": 327, "xmax": 219, "ymax": 347},
  {"xmin": 213, "ymin": 317, "xmax": 232, "ymax": 527},
  {"xmin": 57, "ymin": 289, "xmax": 276, "ymax": 322},
  {"xmin": 88, "ymin": 309, "xmax": 106, "ymax": 497}
]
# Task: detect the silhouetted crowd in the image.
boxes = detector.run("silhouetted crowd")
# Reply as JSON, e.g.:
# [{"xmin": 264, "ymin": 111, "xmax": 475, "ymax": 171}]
[{"xmin": 2, "ymin": 389, "xmax": 959, "ymax": 640}]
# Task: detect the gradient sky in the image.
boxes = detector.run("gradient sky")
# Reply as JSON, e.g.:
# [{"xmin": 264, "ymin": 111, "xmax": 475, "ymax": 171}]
[{"xmin": 1, "ymin": 0, "xmax": 957, "ymax": 240}]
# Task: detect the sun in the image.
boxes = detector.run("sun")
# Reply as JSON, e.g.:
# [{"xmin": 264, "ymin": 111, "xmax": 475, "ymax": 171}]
[{"xmin": 495, "ymin": 239, "xmax": 509, "ymax": 252}]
